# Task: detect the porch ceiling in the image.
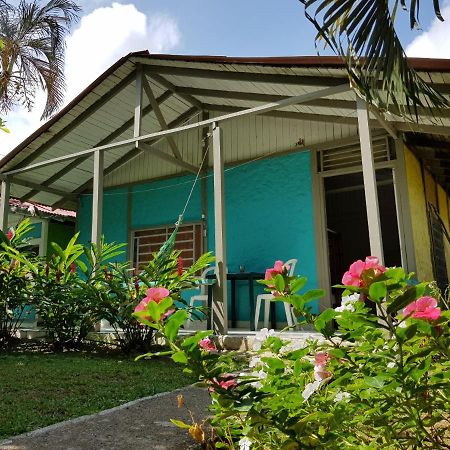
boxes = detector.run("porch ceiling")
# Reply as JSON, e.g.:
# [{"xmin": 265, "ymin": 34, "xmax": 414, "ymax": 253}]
[
  {"xmin": 1, "ymin": 52, "xmax": 450, "ymax": 210},
  {"xmin": 405, "ymin": 132, "xmax": 450, "ymax": 193}
]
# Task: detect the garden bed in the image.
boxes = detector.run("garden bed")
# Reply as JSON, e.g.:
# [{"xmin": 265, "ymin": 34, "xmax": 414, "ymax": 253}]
[{"xmin": 0, "ymin": 347, "xmax": 195, "ymax": 439}]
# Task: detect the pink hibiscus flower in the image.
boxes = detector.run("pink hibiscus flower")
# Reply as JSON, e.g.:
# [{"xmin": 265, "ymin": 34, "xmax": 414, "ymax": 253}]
[
  {"xmin": 403, "ymin": 296, "xmax": 441, "ymax": 322},
  {"xmin": 314, "ymin": 352, "xmax": 332, "ymax": 381},
  {"xmin": 264, "ymin": 260, "xmax": 287, "ymax": 280},
  {"xmin": 134, "ymin": 287, "xmax": 171, "ymax": 321},
  {"xmin": 342, "ymin": 256, "xmax": 386, "ymax": 287},
  {"xmin": 199, "ymin": 337, "xmax": 217, "ymax": 352}
]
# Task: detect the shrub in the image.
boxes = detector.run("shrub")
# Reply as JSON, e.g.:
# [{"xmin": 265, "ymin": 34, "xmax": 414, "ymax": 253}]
[
  {"xmin": 0, "ymin": 220, "xmax": 36, "ymax": 347},
  {"xmin": 137, "ymin": 257, "xmax": 450, "ymax": 449}
]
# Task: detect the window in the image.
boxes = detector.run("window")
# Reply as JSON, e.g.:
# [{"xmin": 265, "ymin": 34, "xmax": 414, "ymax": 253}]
[
  {"xmin": 428, "ymin": 204, "xmax": 449, "ymax": 292},
  {"xmin": 132, "ymin": 223, "xmax": 203, "ymax": 270}
]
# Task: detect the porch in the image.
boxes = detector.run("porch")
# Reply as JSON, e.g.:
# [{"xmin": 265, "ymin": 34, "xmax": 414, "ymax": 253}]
[{"xmin": 1, "ymin": 53, "xmax": 450, "ymax": 333}]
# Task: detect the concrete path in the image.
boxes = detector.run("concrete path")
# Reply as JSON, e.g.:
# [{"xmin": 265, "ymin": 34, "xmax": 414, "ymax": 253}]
[{"xmin": 0, "ymin": 387, "xmax": 210, "ymax": 450}]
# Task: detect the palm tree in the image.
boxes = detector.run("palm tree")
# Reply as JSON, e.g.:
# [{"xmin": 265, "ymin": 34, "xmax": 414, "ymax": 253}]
[
  {"xmin": 0, "ymin": 0, "xmax": 80, "ymax": 120},
  {"xmin": 301, "ymin": 0, "xmax": 449, "ymax": 120}
]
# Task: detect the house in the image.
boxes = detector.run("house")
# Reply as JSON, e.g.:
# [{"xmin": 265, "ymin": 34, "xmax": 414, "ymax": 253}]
[
  {"xmin": 5, "ymin": 198, "xmax": 76, "ymax": 256},
  {"xmin": 0, "ymin": 52, "xmax": 449, "ymax": 333}
]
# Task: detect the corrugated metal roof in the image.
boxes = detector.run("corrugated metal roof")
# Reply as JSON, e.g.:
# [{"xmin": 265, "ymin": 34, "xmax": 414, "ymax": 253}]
[{"xmin": 1, "ymin": 52, "xmax": 450, "ymax": 209}]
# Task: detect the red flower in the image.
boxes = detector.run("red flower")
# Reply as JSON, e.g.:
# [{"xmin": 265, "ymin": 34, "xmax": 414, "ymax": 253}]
[
  {"xmin": 6, "ymin": 229, "xmax": 14, "ymax": 241},
  {"xmin": 178, "ymin": 257, "xmax": 183, "ymax": 276},
  {"xmin": 70, "ymin": 263, "xmax": 76, "ymax": 273}
]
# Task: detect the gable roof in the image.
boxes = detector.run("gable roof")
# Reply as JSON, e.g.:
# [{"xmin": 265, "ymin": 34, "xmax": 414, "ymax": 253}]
[{"xmin": 1, "ymin": 52, "xmax": 450, "ymax": 208}]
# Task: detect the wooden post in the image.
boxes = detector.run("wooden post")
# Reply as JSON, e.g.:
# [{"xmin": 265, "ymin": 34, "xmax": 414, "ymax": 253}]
[
  {"xmin": 134, "ymin": 65, "xmax": 143, "ymax": 147},
  {"xmin": 212, "ymin": 122, "xmax": 228, "ymax": 334},
  {"xmin": 201, "ymin": 111, "xmax": 209, "ymax": 253},
  {"xmin": 0, "ymin": 178, "xmax": 10, "ymax": 232},
  {"xmin": 91, "ymin": 150, "xmax": 104, "ymax": 248},
  {"xmin": 356, "ymin": 97, "xmax": 384, "ymax": 262}
]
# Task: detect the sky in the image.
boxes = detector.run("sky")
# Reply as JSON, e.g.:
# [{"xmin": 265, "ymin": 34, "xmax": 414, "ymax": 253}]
[{"xmin": 1, "ymin": 0, "xmax": 450, "ymax": 156}]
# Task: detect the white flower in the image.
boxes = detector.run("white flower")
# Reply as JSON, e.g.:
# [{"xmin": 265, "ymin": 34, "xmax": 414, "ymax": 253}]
[
  {"xmin": 239, "ymin": 437, "xmax": 252, "ymax": 450},
  {"xmin": 249, "ymin": 356, "xmax": 261, "ymax": 368},
  {"xmin": 252, "ymin": 328, "xmax": 275, "ymax": 350},
  {"xmin": 249, "ymin": 369, "xmax": 267, "ymax": 388},
  {"xmin": 387, "ymin": 362, "xmax": 396, "ymax": 369},
  {"xmin": 335, "ymin": 293, "xmax": 359, "ymax": 313},
  {"xmin": 333, "ymin": 391, "xmax": 351, "ymax": 403},
  {"xmin": 302, "ymin": 380, "xmax": 321, "ymax": 401}
]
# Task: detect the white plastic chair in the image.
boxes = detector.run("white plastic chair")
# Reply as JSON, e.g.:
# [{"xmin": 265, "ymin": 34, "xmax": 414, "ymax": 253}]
[
  {"xmin": 186, "ymin": 266, "xmax": 216, "ymax": 328},
  {"xmin": 254, "ymin": 259, "xmax": 298, "ymax": 330}
]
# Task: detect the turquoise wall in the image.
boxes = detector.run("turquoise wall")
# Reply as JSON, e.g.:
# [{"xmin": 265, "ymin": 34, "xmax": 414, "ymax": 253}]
[
  {"xmin": 79, "ymin": 187, "xmax": 129, "ymax": 263},
  {"xmin": 207, "ymin": 151, "xmax": 318, "ymax": 319},
  {"xmin": 77, "ymin": 150, "xmax": 319, "ymax": 322},
  {"xmin": 131, "ymin": 176, "xmax": 202, "ymax": 229}
]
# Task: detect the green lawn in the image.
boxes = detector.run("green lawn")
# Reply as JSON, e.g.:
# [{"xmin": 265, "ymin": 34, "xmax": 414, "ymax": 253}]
[{"xmin": 0, "ymin": 352, "xmax": 195, "ymax": 439}]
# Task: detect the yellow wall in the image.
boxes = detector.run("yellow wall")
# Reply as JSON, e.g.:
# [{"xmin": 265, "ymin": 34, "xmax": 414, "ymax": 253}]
[{"xmin": 405, "ymin": 145, "xmax": 450, "ymax": 282}]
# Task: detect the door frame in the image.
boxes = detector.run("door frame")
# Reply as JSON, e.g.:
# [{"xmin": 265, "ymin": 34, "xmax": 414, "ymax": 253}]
[{"xmin": 311, "ymin": 134, "xmax": 416, "ymax": 310}]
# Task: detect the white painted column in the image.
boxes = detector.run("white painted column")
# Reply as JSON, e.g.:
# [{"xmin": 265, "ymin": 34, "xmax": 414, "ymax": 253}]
[
  {"xmin": 356, "ymin": 97, "xmax": 384, "ymax": 262},
  {"xmin": 0, "ymin": 178, "xmax": 10, "ymax": 232},
  {"xmin": 39, "ymin": 219, "xmax": 49, "ymax": 257},
  {"xmin": 212, "ymin": 122, "xmax": 228, "ymax": 334},
  {"xmin": 134, "ymin": 65, "xmax": 143, "ymax": 147},
  {"xmin": 91, "ymin": 150, "xmax": 104, "ymax": 248}
]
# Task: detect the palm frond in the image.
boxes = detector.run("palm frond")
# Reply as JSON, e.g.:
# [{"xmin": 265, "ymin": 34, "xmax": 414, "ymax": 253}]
[
  {"xmin": 301, "ymin": 0, "xmax": 450, "ymax": 121},
  {"xmin": 0, "ymin": 0, "xmax": 80, "ymax": 119}
]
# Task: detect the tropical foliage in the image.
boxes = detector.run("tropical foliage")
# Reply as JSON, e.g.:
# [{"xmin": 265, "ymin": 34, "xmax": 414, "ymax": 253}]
[
  {"xmin": 138, "ymin": 257, "xmax": 450, "ymax": 449},
  {"xmin": 301, "ymin": 0, "xmax": 449, "ymax": 120},
  {"xmin": 0, "ymin": 219, "xmax": 213, "ymax": 352},
  {"xmin": 0, "ymin": 0, "xmax": 80, "ymax": 119}
]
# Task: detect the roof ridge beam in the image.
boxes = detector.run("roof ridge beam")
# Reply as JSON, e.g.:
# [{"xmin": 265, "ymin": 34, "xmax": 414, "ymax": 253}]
[{"xmin": 136, "ymin": 60, "xmax": 348, "ymax": 87}]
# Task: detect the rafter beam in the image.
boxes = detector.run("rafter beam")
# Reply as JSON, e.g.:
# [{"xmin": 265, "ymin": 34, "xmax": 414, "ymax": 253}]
[
  {"xmin": 145, "ymin": 70, "xmax": 203, "ymax": 110},
  {"xmin": 20, "ymin": 90, "xmax": 174, "ymax": 202},
  {"xmin": 13, "ymin": 71, "xmax": 137, "ymax": 171},
  {"xmin": 11, "ymin": 177, "xmax": 77, "ymax": 199},
  {"xmin": 54, "ymin": 106, "xmax": 201, "ymax": 204},
  {"xmin": 369, "ymin": 106, "xmax": 398, "ymax": 139},
  {"xmin": 138, "ymin": 142, "xmax": 198, "ymax": 173},
  {"xmin": 142, "ymin": 76, "xmax": 183, "ymax": 160}
]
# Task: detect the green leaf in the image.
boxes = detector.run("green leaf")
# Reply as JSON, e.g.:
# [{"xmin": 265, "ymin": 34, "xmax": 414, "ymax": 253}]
[
  {"xmin": 369, "ymin": 281, "xmax": 387, "ymax": 302},
  {"xmin": 165, "ymin": 310, "xmax": 188, "ymax": 342},
  {"xmin": 364, "ymin": 375, "xmax": 389, "ymax": 389},
  {"xmin": 171, "ymin": 351, "xmax": 188, "ymax": 364},
  {"xmin": 314, "ymin": 308, "xmax": 337, "ymax": 334},
  {"xmin": 303, "ymin": 289, "xmax": 325, "ymax": 303},
  {"xmin": 387, "ymin": 286, "xmax": 418, "ymax": 314},
  {"xmin": 274, "ymin": 274, "xmax": 285, "ymax": 293},
  {"xmin": 261, "ymin": 357, "xmax": 285, "ymax": 372},
  {"xmin": 289, "ymin": 277, "xmax": 307, "ymax": 294}
]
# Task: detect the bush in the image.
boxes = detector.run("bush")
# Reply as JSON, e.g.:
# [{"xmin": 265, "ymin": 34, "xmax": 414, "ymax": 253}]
[
  {"xmin": 138, "ymin": 257, "xmax": 450, "ymax": 449},
  {"xmin": 0, "ymin": 221, "xmax": 36, "ymax": 347}
]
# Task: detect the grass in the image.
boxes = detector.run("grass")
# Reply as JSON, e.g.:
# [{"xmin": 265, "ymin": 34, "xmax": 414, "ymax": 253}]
[{"xmin": 0, "ymin": 351, "xmax": 195, "ymax": 439}]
